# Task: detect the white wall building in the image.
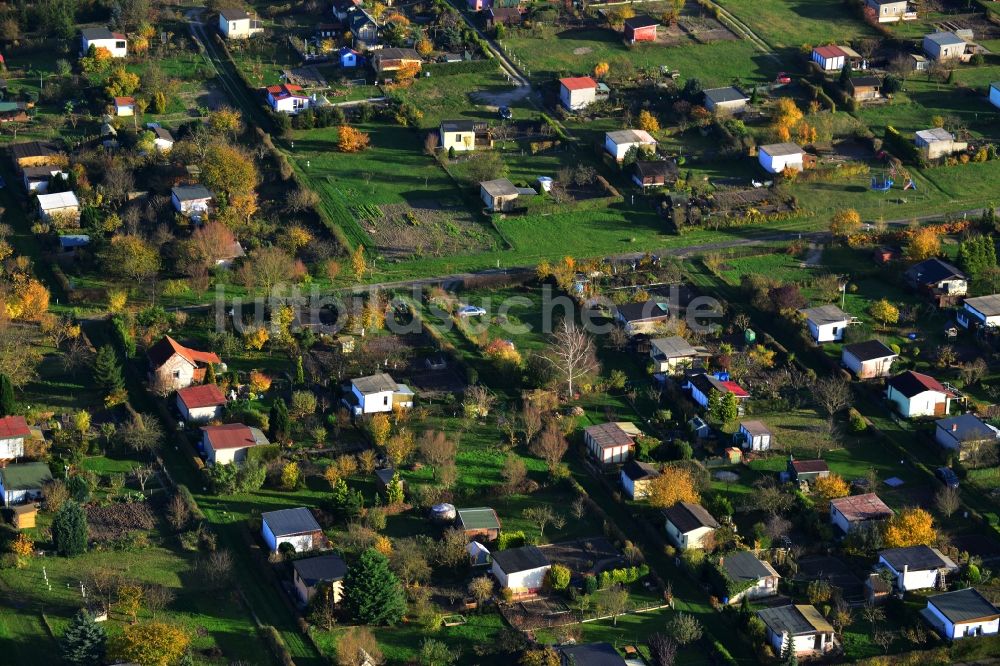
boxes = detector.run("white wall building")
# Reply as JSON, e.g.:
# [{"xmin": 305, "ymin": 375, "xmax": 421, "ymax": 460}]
[
  {"xmin": 176, "ymin": 384, "xmax": 227, "ymax": 423},
  {"xmin": 990, "ymin": 82, "xmax": 1000, "ymax": 110},
  {"xmin": 219, "ymin": 8, "xmax": 264, "ymax": 39},
  {"xmin": 261, "ymin": 508, "xmax": 323, "ymax": 553},
  {"xmin": 81, "ymin": 27, "xmax": 127, "ymax": 58},
  {"xmin": 878, "ymin": 546, "xmax": 957, "ymax": 592},
  {"xmin": 842, "ymin": 340, "xmax": 897, "ymax": 379},
  {"xmin": 604, "ymin": 129, "xmax": 656, "ymax": 161},
  {"xmin": 759, "ymin": 142, "xmax": 806, "ymax": 174},
  {"xmin": 559, "ymin": 77, "xmax": 598, "ymax": 111},
  {"xmin": 886, "ymin": 370, "xmax": 952, "ymax": 418},
  {"xmin": 664, "ymin": 502, "xmax": 719, "ymax": 549},
  {"xmin": 491, "ymin": 546, "xmax": 551, "ymax": 595},
  {"xmin": 0, "ymin": 415, "xmax": 30, "ymax": 460},
  {"xmin": 959, "ymin": 294, "xmax": 1000, "ymax": 329},
  {"xmin": 924, "ymin": 588, "xmax": 1000, "ymax": 640},
  {"xmin": 201, "ymin": 423, "xmax": 268, "ymax": 465},
  {"xmin": 798, "ymin": 304, "xmax": 849, "ymax": 343}
]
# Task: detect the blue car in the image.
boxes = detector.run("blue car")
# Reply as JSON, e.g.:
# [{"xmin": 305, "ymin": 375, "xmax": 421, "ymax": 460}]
[{"xmin": 936, "ymin": 467, "xmax": 959, "ymax": 489}]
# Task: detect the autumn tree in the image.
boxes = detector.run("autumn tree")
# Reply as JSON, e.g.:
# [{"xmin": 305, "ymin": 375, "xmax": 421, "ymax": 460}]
[
  {"xmin": 370, "ymin": 413, "xmax": 392, "ymax": 447},
  {"xmin": 338, "ymin": 125, "xmax": 371, "ymax": 153},
  {"xmin": 830, "ymin": 209, "xmax": 862, "ymax": 238},
  {"xmin": 109, "ymin": 621, "xmax": 191, "ymax": 666},
  {"xmin": 638, "ymin": 109, "xmax": 660, "ymax": 133},
  {"xmin": 593, "ymin": 62, "xmax": 610, "ymax": 78},
  {"xmin": 207, "ymin": 106, "xmax": 243, "ymax": 135},
  {"xmin": 869, "ymin": 299, "xmax": 900, "ymax": 327},
  {"xmin": 336, "ymin": 626, "xmax": 385, "ymax": 666},
  {"xmin": 238, "ymin": 246, "xmax": 296, "ymax": 294},
  {"xmin": 351, "ymin": 244, "xmax": 367, "ymax": 281},
  {"xmin": 814, "ymin": 474, "xmax": 850, "ymax": 502},
  {"xmin": 545, "ymin": 320, "xmax": 600, "ymax": 396},
  {"xmin": 529, "ymin": 419, "xmax": 568, "ymax": 470},
  {"xmin": 772, "ymin": 98, "xmax": 803, "ymax": 142},
  {"xmin": 185, "ymin": 221, "xmax": 237, "ymax": 271},
  {"xmin": 883, "ymin": 508, "xmax": 936, "ymax": 548},
  {"xmin": 468, "ymin": 575, "xmax": 494, "ymax": 608},
  {"xmin": 201, "ymin": 142, "xmax": 259, "ymax": 200},
  {"xmin": 419, "ymin": 430, "xmax": 458, "ymax": 481},
  {"xmin": 647, "ymin": 466, "xmax": 698, "ymax": 508},
  {"xmin": 907, "ymin": 226, "xmax": 941, "ymax": 260},
  {"xmin": 101, "ymin": 235, "xmax": 160, "ymax": 285}
]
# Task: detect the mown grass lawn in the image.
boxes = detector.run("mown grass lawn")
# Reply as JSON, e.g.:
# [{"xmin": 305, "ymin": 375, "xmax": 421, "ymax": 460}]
[
  {"xmin": 504, "ymin": 29, "xmax": 780, "ymax": 86},
  {"xmin": 714, "ymin": 0, "xmax": 876, "ymax": 48}
]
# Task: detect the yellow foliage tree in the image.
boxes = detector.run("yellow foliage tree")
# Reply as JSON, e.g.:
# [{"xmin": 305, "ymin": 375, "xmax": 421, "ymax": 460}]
[
  {"xmin": 593, "ymin": 62, "xmax": 610, "ymax": 78},
  {"xmin": 5, "ymin": 276, "xmax": 50, "ymax": 321},
  {"xmin": 646, "ymin": 466, "xmax": 698, "ymax": 508},
  {"xmin": 773, "ymin": 98, "xmax": 803, "ymax": 131},
  {"xmin": 243, "ymin": 326, "xmax": 269, "ymax": 351},
  {"xmin": 374, "ymin": 535, "xmax": 393, "ymax": 556},
  {"xmin": 814, "ymin": 474, "xmax": 850, "ymax": 502},
  {"xmin": 338, "ymin": 125, "xmax": 371, "ymax": 153},
  {"xmin": 351, "ymin": 244, "xmax": 366, "ymax": 281},
  {"xmin": 11, "ymin": 532, "xmax": 33, "ymax": 564},
  {"xmin": 117, "ymin": 583, "xmax": 144, "ymax": 623},
  {"xmin": 830, "ymin": 208, "xmax": 862, "ymax": 237},
  {"xmin": 370, "ymin": 413, "xmax": 392, "ymax": 447},
  {"xmin": 108, "ymin": 289, "xmax": 128, "ymax": 313},
  {"xmin": 906, "ymin": 226, "xmax": 941, "ymax": 261},
  {"xmin": 385, "ymin": 428, "xmax": 414, "ymax": 466},
  {"xmin": 416, "ymin": 38, "xmax": 433, "ymax": 56},
  {"xmin": 396, "ymin": 61, "xmax": 421, "ymax": 82},
  {"xmin": 208, "ymin": 106, "xmax": 243, "ymax": 135},
  {"xmin": 281, "ymin": 462, "xmax": 300, "ymax": 490},
  {"xmin": 248, "ymin": 370, "xmax": 272, "ymax": 393},
  {"xmin": 109, "ymin": 621, "xmax": 191, "ymax": 666},
  {"xmin": 883, "ymin": 508, "xmax": 937, "ymax": 548},
  {"xmin": 638, "ymin": 110, "xmax": 660, "ymax": 133},
  {"xmin": 869, "ymin": 299, "xmax": 900, "ymax": 326}
]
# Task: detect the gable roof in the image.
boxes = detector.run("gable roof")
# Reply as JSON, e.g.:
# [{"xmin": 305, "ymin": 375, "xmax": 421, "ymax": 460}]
[
  {"xmin": 887, "ymin": 370, "xmax": 950, "ymax": 398},
  {"xmin": 664, "ymin": 501, "xmax": 720, "ymax": 533},
  {"xmin": 457, "ymin": 507, "xmax": 501, "ymax": 530},
  {"xmin": 178, "ymin": 383, "xmax": 227, "ymax": 410},
  {"xmin": 799, "ymin": 304, "xmax": 848, "ymax": 325},
  {"xmin": 481, "ymin": 178, "xmax": 518, "ymax": 198},
  {"xmin": 559, "ymin": 76, "xmax": 598, "ymax": 91},
  {"xmin": 740, "ymin": 420, "xmax": 771, "ymax": 437},
  {"xmin": 171, "ymin": 185, "xmax": 214, "ymax": 202},
  {"xmin": 374, "ymin": 47, "xmax": 422, "ymax": 61},
  {"xmin": 850, "ymin": 75, "xmax": 881, "ymax": 88},
  {"xmin": 606, "ymin": 129, "xmax": 656, "ymax": 145},
  {"xmin": 936, "ymin": 413, "xmax": 998, "ymax": 442},
  {"xmin": 36, "ymin": 191, "xmax": 79, "ymax": 211},
  {"xmin": 721, "ymin": 550, "xmax": 779, "ymax": 583},
  {"xmin": 351, "ymin": 373, "xmax": 398, "ymax": 394},
  {"xmin": 964, "ymin": 294, "xmax": 1000, "ymax": 317},
  {"xmin": 703, "ymin": 86, "xmax": 748, "ymax": 105},
  {"xmin": 758, "ymin": 604, "xmax": 833, "ymax": 635},
  {"xmin": 624, "ymin": 14, "xmax": 659, "ymax": 30},
  {"xmin": 650, "ymin": 336, "xmax": 697, "ymax": 358},
  {"xmin": 634, "ymin": 160, "xmax": 678, "ymax": 179},
  {"xmin": 147, "ymin": 335, "xmax": 221, "ymax": 369},
  {"xmin": 790, "ymin": 458, "xmax": 829, "ymax": 474},
  {"xmin": 830, "ymin": 493, "xmax": 893, "ymax": 522},
  {"xmin": 926, "ymin": 31, "xmax": 965, "ymax": 47},
  {"xmin": 928, "ymin": 588, "xmax": 1000, "ymax": 624},
  {"xmin": 905, "ymin": 257, "xmax": 965, "ymax": 284},
  {"xmin": 760, "ymin": 142, "xmax": 804, "ymax": 157},
  {"xmin": 843, "ymin": 339, "xmax": 896, "ymax": 362},
  {"xmin": 262, "ymin": 507, "xmax": 322, "ymax": 537},
  {"xmin": 292, "ymin": 554, "xmax": 348, "ymax": 586},
  {"xmin": 81, "ymin": 27, "xmax": 121, "ymax": 41},
  {"xmin": 489, "ymin": 6, "xmax": 522, "ymax": 21},
  {"xmin": 0, "ymin": 415, "xmax": 31, "ymax": 439},
  {"xmin": 584, "ymin": 422, "xmax": 636, "ymax": 449},
  {"xmin": 440, "ymin": 119, "xmax": 478, "ymax": 133},
  {"xmin": 689, "ymin": 373, "xmax": 749, "ymax": 398},
  {"xmin": 152, "ymin": 127, "xmax": 175, "ymax": 142},
  {"xmin": 880, "ymin": 545, "xmax": 956, "ymax": 572},
  {"xmin": 266, "ymin": 83, "xmax": 308, "ymax": 100},
  {"xmin": 201, "ymin": 423, "xmax": 268, "ymax": 450},
  {"xmin": 114, "ymin": 96, "xmax": 135, "ymax": 106},
  {"xmin": 813, "ymin": 45, "xmax": 847, "ymax": 59},
  {"xmin": 219, "ymin": 8, "xmax": 251, "ymax": 20},
  {"xmin": 10, "ymin": 141, "xmax": 62, "ymax": 161},
  {"xmin": 616, "ymin": 299, "xmax": 671, "ymax": 323},
  {"xmin": 558, "ymin": 642, "xmax": 627, "ymax": 666},
  {"xmin": 621, "ymin": 459, "xmax": 660, "ymax": 482},
  {"xmin": 491, "ymin": 545, "xmax": 549, "ymax": 573},
  {"xmin": 0, "ymin": 462, "xmax": 53, "ymax": 491}
]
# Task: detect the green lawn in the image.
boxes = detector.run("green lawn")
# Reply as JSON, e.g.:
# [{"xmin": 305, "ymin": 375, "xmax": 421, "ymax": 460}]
[
  {"xmin": 714, "ymin": 0, "xmax": 876, "ymax": 49},
  {"xmin": 503, "ymin": 29, "xmax": 781, "ymax": 86}
]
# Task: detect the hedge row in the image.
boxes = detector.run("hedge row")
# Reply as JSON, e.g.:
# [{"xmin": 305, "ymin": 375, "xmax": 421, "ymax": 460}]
[{"xmin": 423, "ymin": 59, "xmax": 500, "ymax": 77}]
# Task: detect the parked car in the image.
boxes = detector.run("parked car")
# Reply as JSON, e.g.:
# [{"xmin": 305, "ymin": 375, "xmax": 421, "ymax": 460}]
[
  {"xmin": 458, "ymin": 305, "xmax": 487, "ymax": 317},
  {"xmin": 936, "ymin": 466, "xmax": 959, "ymax": 489},
  {"xmin": 498, "ymin": 106, "xmax": 512, "ymax": 120}
]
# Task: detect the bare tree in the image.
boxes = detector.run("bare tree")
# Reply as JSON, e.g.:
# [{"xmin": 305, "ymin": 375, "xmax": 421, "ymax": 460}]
[
  {"xmin": 418, "ymin": 430, "xmax": 458, "ymax": 481},
  {"xmin": 521, "ymin": 401, "xmax": 543, "ymax": 445},
  {"xmin": 814, "ymin": 377, "xmax": 852, "ymax": 418},
  {"xmin": 468, "ymin": 576, "xmax": 494, "ymax": 609},
  {"xmin": 595, "ymin": 584, "xmax": 630, "ymax": 626},
  {"xmin": 935, "ymin": 486, "xmax": 960, "ymax": 518},
  {"xmin": 545, "ymin": 320, "xmax": 600, "ymax": 397},
  {"xmin": 187, "ymin": 221, "xmax": 237, "ymax": 270},
  {"xmin": 336, "ymin": 626, "xmax": 385, "ymax": 666},
  {"xmin": 463, "ymin": 385, "xmax": 496, "ymax": 418},
  {"xmin": 523, "ymin": 505, "xmax": 562, "ymax": 538},
  {"xmin": 143, "ymin": 584, "xmax": 175, "ymax": 619},
  {"xmin": 529, "ymin": 419, "xmax": 568, "ymax": 469},
  {"xmin": 132, "ymin": 466, "xmax": 155, "ymax": 494}
]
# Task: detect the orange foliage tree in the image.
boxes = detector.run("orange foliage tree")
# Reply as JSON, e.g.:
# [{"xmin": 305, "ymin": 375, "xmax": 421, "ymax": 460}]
[
  {"xmin": 647, "ymin": 466, "xmax": 699, "ymax": 508},
  {"xmin": 338, "ymin": 125, "xmax": 371, "ymax": 153},
  {"xmin": 883, "ymin": 508, "xmax": 937, "ymax": 548}
]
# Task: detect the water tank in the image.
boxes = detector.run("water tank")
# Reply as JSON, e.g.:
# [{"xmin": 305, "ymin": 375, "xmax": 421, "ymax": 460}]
[{"xmin": 429, "ymin": 503, "xmax": 457, "ymax": 525}]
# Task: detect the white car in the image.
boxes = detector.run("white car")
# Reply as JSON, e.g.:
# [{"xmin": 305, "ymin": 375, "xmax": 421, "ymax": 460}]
[{"xmin": 458, "ymin": 305, "xmax": 487, "ymax": 317}]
